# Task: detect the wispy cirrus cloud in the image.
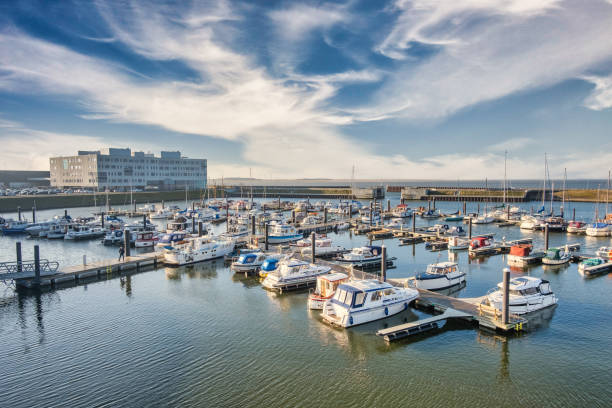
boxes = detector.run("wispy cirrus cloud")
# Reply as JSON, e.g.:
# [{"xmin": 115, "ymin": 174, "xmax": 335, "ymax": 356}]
[{"xmin": 361, "ymin": 0, "xmax": 612, "ymax": 122}]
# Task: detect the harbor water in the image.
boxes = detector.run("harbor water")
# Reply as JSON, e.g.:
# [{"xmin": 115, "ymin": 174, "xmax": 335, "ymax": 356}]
[{"xmin": 1, "ymin": 197, "xmax": 611, "ymax": 407}]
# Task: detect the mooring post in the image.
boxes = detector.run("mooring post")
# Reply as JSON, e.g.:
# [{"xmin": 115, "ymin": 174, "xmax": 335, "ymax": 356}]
[
  {"xmin": 502, "ymin": 268, "xmax": 510, "ymax": 325},
  {"xmin": 17, "ymin": 206, "xmax": 21, "ymax": 221},
  {"xmin": 143, "ymin": 214, "xmax": 147, "ymax": 229},
  {"xmin": 101, "ymin": 211, "xmax": 105, "ymax": 229},
  {"xmin": 381, "ymin": 245, "xmax": 387, "ymax": 282},
  {"xmin": 324, "ymin": 207, "xmax": 328, "ymax": 225},
  {"xmin": 477, "ymin": 203, "xmax": 480, "ymax": 215},
  {"xmin": 544, "ymin": 224, "xmax": 549, "ymax": 250},
  {"xmin": 124, "ymin": 229, "xmax": 131, "ymax": 257},
  {"xmin": 507, "ymin": 205, "xmax": 510, "ymax": 220},
  {"xmin": 412, "ymin": 213, "xmax": 416, "ymax": 233},
  {"xmin": 349, "ymin": 204, "xmax": 352, "ymax": 219},
  {"xmin": 264, "ymin": 223, "xmax": 269, "ymax": 251},
  {"xmin": 572, "ymin": 208, "xmax": 575, "ymax": 222},
  {"xmin": 292, "ymin": 210, "xmax": 296, "ymax": 224},
  {"xmin": 198, "ymin": 221, "xmax": 203, "ymax": 237},
  {"xmin": 65, "ymin": 209, "xmax": 68, "ymax": 218},
  {"xmin": 278, "ymin": 195, "xmax": 280, "ymax": 210},
  {"xmin": 34, "ymin": 245, "xmax": 41, "ymax": 285},
  {"xmin": 369, "ymin": 202, "xmax": 373, "ymax": 226},
  {"xmin": 251, "ymin": 215, "xmax": 256, "ymax": 235},
  {"xmin": 162, "ymin": 200, "xmax": 165, "ymax": 209},
  {"xmin": 433, "ymin": 198, "xmax": 436, "ymax": 211},
  {"xmin": 387, "ymin": 199, "xmax": 391, "ymax": 212},
  {"xmin": 32, "ymin": 206, "xmax": 36, "ymax": 224},
  {"xmin": 192, "ymin": 217, "xmax": 196, "ymax": 234},
  {"xmin": 428, "ymin": 200, "xmax": 431, "ymax": 211},
  {"xmin": 192, "ymin": 201, "xmax": 195, "ymax": 211},
  {"xmin": 311, "ymin": 232, "xmax": 316, "ymax": 264},
  {"xmin": 462, "ymin": 202, "xmax": 466, "ymax": 215},
  {"xmin": 468, "ymin": 217, "xmax": 473, "ymax": 240},
  {"xmin": 133, "ymin": 200, "xmax": 136, "ymax": 213},
  {"xmin": 16, "ymin": 242, "xmax": 22, "ymax": 273}
]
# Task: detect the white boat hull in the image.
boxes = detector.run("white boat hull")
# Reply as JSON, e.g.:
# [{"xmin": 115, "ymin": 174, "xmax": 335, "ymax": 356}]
[
  {"xmin": 323, "ymin": 294, "xmax": 418, "ymax": 327},
  {"xmin": 414, "ymin": 273, "xmax": 465, "ymax": 291}
]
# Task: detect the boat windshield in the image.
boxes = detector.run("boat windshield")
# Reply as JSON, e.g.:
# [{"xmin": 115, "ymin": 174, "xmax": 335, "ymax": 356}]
[{"xmin": 334, "ymin": 289, "xmax": 353, "ymax": 306}]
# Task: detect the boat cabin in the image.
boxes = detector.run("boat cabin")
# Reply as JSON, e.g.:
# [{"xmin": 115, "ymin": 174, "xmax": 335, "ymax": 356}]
[
  {"xmin": 470, "ymin": 236, "xmax": 492, "ymax": 249},
  {"xmin": 510, "ymin": 244, "xmax": 532, "ymax": 257},
  {"xmin": 498, "ymin": 276, "xmax": 552, "ymax": 296},
  {"xmin": 315, "ymin": 273, "xmax": 349, "ymax": 298},
  {"xmin": 424, "ymin": 262, "xmax": 458, "ymax": 276}
]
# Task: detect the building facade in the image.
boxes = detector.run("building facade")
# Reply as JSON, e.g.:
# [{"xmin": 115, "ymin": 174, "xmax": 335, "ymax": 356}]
[{"xmin": 50, "ymin": 148, "xmax": 207, "ymax": 191}]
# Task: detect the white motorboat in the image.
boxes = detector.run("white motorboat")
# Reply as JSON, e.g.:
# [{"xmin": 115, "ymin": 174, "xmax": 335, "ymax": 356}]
[
  {"xmin": 47, "ymin": 223, "xmax": 76, "ymax": 239},
  {"xmin": 307, "ymin": 272, "xmax": 349, "ymax": 310},
  {"xmin": 150, "ymin": 208, "xmax": 174, "ymax": 219},
  {"xmin": 387, "ymin": 218, "xmax": 411, "ymax": 230},
  {"xmin": 64, "ymin": 225, "xmax": 105, "ymax": 240},
  {"xmin": 322, "ymin": 279, "xmax": 418, "ymax": 327},
  {"xmin": 542, "ymin": 246, "xmax": 572, "ymax": 265},
  {"xmin": 299, "ymin": 238, "xmax": 345, "ymax": 257},
  {"xmin": 595, "ymin": 247, "xmax": 612, "ymax": 260},
  {"xmin": 301, "ymin": 215, "xmax": 321, "ymax": 226},
  {"xmin": 578, "ymin": 258, "xmax": 610, "ymax": 276},
  {"xmin": 585, "ymin": 223, "xmax": 611, "ymax": 237},
  {"xmin": 231, "ymin": 252, "xmax": 268, "ymax": 272},
  {"xmin": 413, "ymin": 262, "xmax": 466, "ymax": 291},
  {"xmin": 468, "ymin": 236, "xmax": 500, "ymax": 256},
  {"xmin": 519, "ymin": 216, "xmax": 543, "ymax": 230},
  {"xmin": 392, "ymin": 205, "xmax": 413, "ymax": 218},
  {"xmin": 447, "ymin": 236, "xmax": 470, "ymax": 251},
  {"xmin": 261, "ymin": 259, "xmax": 331, "ymax": 291},
  {"xmin": 163, "ymin": 237, "xmax": 235, "ymax": 266},
  {"xmin": 472, "ymin": 214, "xmax": 495, "ymax": 224},
  {"xmin": 482, "ymin": 276, "xmax": 557, "ymax": 315},
  {"xmin": 335, "ymin": 246, "xmax": 384, "ymax": 268},
  {"xmin": 566, "ymin": 221, "xmax": 587, "ymax": 234},
  {"xmin": 267, "ymin": 223, "xmax": 302, "ymax": 244},
  {"xmin": 134, "ymin": 231, "xmax": 158, "ymax": 248}
]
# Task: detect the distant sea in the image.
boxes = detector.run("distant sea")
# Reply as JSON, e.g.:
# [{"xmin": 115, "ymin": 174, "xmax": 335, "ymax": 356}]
[{"xmin": 212, "ymin": 178, "xmax": 610, "ymax": 190}]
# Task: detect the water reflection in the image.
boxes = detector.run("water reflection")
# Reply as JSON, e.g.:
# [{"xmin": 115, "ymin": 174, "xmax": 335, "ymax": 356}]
[
  {"xmin": 164, "ymin": 259, "xmax": 220, "ymax": 281},
  {"xmin": 119, "ymin": 275, "xmax": 132, "ymax": 297},
  {"xmin": 231, "ymin": 272, "xmax": 262, "ymax": 288}
]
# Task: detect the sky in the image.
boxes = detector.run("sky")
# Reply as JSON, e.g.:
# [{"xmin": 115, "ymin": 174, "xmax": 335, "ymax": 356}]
[{"xmin": 1, "ymin": 0, "xmax": 612, "ymax": 180}]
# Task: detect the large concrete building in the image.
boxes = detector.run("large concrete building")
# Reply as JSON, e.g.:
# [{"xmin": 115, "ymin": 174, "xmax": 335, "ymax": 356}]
[{"xmin": 50, "ymin": 148, "xmax": 207, "ymax": 191}]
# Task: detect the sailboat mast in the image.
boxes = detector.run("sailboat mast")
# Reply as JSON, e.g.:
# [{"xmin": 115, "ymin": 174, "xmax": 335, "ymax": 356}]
[
  {"xmin": 550, "ymin": 181, "xmax": 554, "ymax": 215},
  {"xmin": 562, "ymin": 168, "xmax": 566, "ymax": 218},
  {"xmin": 503, "ymin": 150, "xmax": 507, "ymax": 208},
  {"xmin": 485, "ymin": 177, "xmax": 488, "ymax": 215},
  {"xmin": 607, "ymin": 170, "xmax": 610, "ymax": 217},
  {"xmin": 543, "ymin": 152, "xmax": 549, "ymax": 208}
]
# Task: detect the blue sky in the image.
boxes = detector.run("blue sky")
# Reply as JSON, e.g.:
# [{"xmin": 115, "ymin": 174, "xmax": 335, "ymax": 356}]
[{"xmin": 1, "ymin": 0, "xmax": 612, "ymax": 179}]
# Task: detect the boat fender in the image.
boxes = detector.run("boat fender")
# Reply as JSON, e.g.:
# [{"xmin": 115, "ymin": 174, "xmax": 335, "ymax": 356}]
[
  {"xmin": 349, "ymin": 316, "xmax": 353, "ymax": 326},
  {"xmin": 384, "ymin": 307, "xmax": 389, "ymax": 316},
  {"xmin": 404, "ymin": 302, "xmax": 408, "ymax": 310}
]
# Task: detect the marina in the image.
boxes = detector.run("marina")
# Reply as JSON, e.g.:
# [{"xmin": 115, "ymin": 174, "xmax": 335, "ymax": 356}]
[{"xmin": 2, "ymin": 194, "xmax": 612, "ymax": 407}]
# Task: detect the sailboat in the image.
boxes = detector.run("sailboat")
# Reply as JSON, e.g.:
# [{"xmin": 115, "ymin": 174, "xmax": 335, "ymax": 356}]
[
  {"xmin": 585, "ymin": 185, "xmax": 611, "ymax": 237},
  {"xmin": 473, "ymin": 178, "xmax": 494, "ymax": 224}
]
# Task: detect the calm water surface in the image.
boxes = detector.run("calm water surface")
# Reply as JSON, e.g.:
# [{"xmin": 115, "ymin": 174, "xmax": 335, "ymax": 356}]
[{"xmin": 1, "ymin": 197, "xmax": 611, "ymax": 407}]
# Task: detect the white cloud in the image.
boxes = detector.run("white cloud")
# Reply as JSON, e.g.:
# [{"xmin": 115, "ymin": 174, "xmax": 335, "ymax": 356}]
[
  {"xmin": 582, "ymin": 75, "xmax": 612, "ymax": 110},
  {"xmin": 268, "ymin": 4, "xmax": 347, "ymax": 40},
  {"xmin": 0, "ymin": 122, "xmax": 105, "ymax": 170},
  {"xmin": 487, "ymin": 137, "xmax": 534, "ymax": 152},
  {"xmin": 366, "ymin": 0, "xmax": 612, "ymax": 121}
]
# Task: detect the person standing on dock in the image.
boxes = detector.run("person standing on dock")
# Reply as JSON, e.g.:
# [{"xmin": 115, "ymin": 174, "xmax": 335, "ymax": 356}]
[{"xmin": 118, "ymin": 245, "xmax": 125, "ymax": 261}]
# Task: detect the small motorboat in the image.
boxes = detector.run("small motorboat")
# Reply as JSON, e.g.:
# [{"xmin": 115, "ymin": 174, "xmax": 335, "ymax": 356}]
[
  {"xmin": 566, "ymin": 221, "xmax": 586, "ymax": 234},
  {"xmin": 231, "ymin": 252, "xmax": 267, "ymax": 273},
  {"xmin": 163, "ymin": 237, "xmax": 235, "ymax": 266},
  {"xmin": 413, "ymin": 262, "xmax": 466, "ymax": 291},
  {"xmin": 261, "ymin": 259, "xmax": 331, "ymax": 291},
  {"xmin": 468, "ymin": 236, "xmax": 500, "ymax": 256},
  {"xmin": 595, "ymin": 247, "xmax": 612, "ymax": 260},
  {"xmin": 578, "ymin": 258, "xmax": 610, "ymax": 276},
  {"xmin": 542, "ymin": 246, "xmax": 572, "ymax": 265},
  {"xmin": 482, "ymin": 276, "xmax": 557, "ymax": 315},
  {"xmin": 507, "ymin": 244, "xmax": 545, "ymax": 267},
  {"xmin": 307, "ymin": 272, "xmax": 349, "ymax": 310},
  {"xmin": 335, "ymin": 246, "xmax": 387, "ymax": 268},
  {"xmin": 267, "ymin": 223, "xmax": 302, "ymax": 244},
  {"xmin": 322, "ymin": 279, "xmax": 418, "ymax": 327}
]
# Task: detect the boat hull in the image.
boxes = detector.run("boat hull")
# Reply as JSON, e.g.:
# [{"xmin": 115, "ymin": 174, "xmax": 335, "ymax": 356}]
[
  {"xmin": 323, "ymin": 294, "xmax": 418, "ymax": 327},
  {"xmin": 415, "ymin": 273, "xmax": 466, "ymax": 291}
]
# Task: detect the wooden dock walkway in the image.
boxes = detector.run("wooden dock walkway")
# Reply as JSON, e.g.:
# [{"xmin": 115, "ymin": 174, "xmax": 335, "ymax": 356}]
[{"xmin": 13, "ymin": 253, "xmax": 163, "ymax": 288}]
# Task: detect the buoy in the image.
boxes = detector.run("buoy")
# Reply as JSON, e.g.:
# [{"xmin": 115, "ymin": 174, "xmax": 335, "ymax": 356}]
[
  {"xmin": 384, "ymin": 307, "xmax": 389, "ymax": 316},
  {"xmin": 404, "ymin": 302, "xmax": 408, "ymax": 310},
  {"xmin": 349, "ymin": 316, "xmax": 353, "ymax": 326}
]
